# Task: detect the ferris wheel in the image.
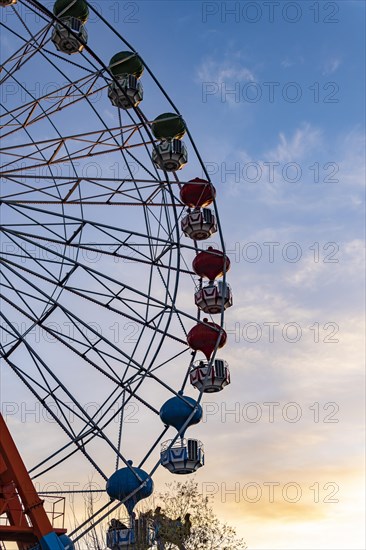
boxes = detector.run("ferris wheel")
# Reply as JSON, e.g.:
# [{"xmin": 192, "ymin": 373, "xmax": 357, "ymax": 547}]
[{"xmin": 0, "ymin": 1, "xmax": 234, "ymax": 548}]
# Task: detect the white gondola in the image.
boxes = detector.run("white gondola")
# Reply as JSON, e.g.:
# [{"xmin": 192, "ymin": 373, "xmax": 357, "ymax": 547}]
[
  {"xmin": 161, "ymin": 438, "xmax": 204, "ymax": 474},
  {"xmin": 181, "ymin": 208, "xmax": 217, "ymax": 240},
  {"xmin": 107, "ymin": 516, "xmax": 155, "ymax": 549},
  {"xmin": 152, "ymin": 139, "xmax": 188, "ymax": 172},
  {"xmin": 51, "ymin": 17, "xmax": 87, "ymax": 54},
  {"xmin": 190, "ymin": 358, "xmax": 230, "ymax": 393},
  {"xmin": 194, "ymin": 280, "xmax": 233, "ymax": 314},
  {"xmin": 108, "ymin": 75, "xmax": 143, "ymax": 109}
]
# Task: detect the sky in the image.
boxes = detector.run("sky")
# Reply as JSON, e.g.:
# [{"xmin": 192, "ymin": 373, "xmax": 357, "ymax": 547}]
[{"xmin": 0, "ymin": 1, "xmax": 365, "ymax": 550}]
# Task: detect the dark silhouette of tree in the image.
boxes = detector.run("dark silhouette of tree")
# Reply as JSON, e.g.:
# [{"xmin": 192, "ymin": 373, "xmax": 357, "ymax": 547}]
[{"xmin": 148, "ymin": 479, "xmax": 247, "ymax": 550}]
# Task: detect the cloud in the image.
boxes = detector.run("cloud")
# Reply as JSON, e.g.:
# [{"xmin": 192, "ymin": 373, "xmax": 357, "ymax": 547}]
[
  {"xmin": 196, "ymin": 56, "xmax": 255, "ymax": 105},
  {"xmin": 288, "ymin": 238, "xmax": 365, "ymax": 290},
  {"xmin": 197, "ymin": 58, "xmax": 255, "ymax": 84},
  {"xmin": 337, "ymin": 128, "xmax": 366, "ymax": 187},
  {"xmin": 281, "ymin": 56, "xmax": 305, "ymax": 69},
  {"xmin": 222, "ymin": 123, "xmax": 323, "ymax": 196},
  {"xmin": 323, "ymin": 57, "xmax": 342, "ymax": 75},
  {"xmin": 281, "ymin": 58, "xmax": 294, "ymax": 68},
  {"xmin": 221, "ymin": 124, "xmax": 364, "ymax": 209},
  {"xmin": 265, "ymin": 124, "xmax": 323, "ymax": 164}
]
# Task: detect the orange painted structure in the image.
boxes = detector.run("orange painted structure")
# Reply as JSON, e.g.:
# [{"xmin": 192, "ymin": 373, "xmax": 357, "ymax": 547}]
[{"xmin": 0, "ymin": 414, "xmax": 67, "ymax": 548}]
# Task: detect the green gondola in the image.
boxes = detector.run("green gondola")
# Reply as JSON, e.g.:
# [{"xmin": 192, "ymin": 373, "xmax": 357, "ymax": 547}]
[
  {"xmin": 53, "ymin": 0, "xmax": 89, "ymax": 23},
  {"xmin": 151, "ymin": 113, "xmax": 186, "ymax": 141},
  {"xmin": 109, "ymin": 51, "xmax": 144, "ymax": 79}
]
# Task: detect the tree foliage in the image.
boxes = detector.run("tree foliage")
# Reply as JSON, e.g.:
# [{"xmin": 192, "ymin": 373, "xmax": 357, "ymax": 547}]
[{"xmin": 151, "ymin": 479, "xmax": 247, "ymax": 550}]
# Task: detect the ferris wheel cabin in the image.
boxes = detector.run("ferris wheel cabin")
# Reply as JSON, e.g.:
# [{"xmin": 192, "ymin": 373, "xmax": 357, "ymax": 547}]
[
  {"xmin": 160, "ymin": 438, "xmax": 204, "ymax": 474},
  {"xmin": 181, "ymin": 207, "xmax": 218, "ymax": 240},
  {"xmin": 190, "ymin": 358, "xmax": 230, "ymax": 393},
  {"xmin": 151, "ymin": 113, "xmax": 188, "ymax": 172},
  {"xmin": 108, "ymin": 52, "xmax": 144, "ymax": 109},
  {"xmin": 51, "ymin": 0, "xmax": 89, "ymax": 54},
  {"xmin": 106, "ymin": 516, "xmax": 155, "ymax": 550},
  {"xmin": 108, "ymin": 74, "xmax": 144, "ymax": 109},
  {"xmin": 194, "ymin": 280, "xmax": 233, "ymax": 314}
]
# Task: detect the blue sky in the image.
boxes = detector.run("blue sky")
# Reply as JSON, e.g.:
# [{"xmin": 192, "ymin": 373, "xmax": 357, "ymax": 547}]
[{"xmin": 1, "ymin": 1, "xmax": 365, "ymax": 549}]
